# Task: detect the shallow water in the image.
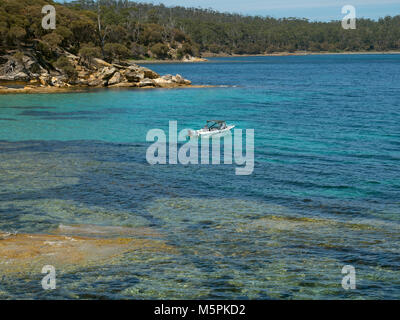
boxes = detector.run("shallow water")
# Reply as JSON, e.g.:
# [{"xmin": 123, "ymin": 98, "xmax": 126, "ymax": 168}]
[{"xmin": 0, "ymin": 55, "xmax": 399, "ymax": 299}]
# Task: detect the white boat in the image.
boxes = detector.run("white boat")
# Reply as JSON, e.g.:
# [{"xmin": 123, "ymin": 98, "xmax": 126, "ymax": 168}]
[{"xmin": 188, "ymin": 120, "xmax": 235, "ymax": 138}]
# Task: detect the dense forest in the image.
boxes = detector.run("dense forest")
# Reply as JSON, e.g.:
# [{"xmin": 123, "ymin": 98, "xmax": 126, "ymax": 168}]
[{"xmin": 0, "ymin": 0, "xmax": 399, "ymax": 63}]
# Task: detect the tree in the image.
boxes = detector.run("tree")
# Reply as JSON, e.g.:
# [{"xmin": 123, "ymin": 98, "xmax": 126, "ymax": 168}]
[
  {"xmin": 54, "ymin": 56, "xmax": 78, "ymax": 80},
  {"xmin": 8, "ymin": 26, "xmax": 26, "ymax": 45},
  {"xmin": 150, "ymin": 43, "xmax": 169, "ymax": 59},
  {"xmin": 43, "ymin": 33, "xmax": 63, "ymax": 47},
  {"xmin": 104, "ymin": 42, "xmax": 130, "ymax": 62},
  {"xmin": 79, "ymin": 43, "xmax": 102, "ymax": 65},
  {"xmin": 96, "ymin": 1, "xmax": 109, "ymax": 59}
]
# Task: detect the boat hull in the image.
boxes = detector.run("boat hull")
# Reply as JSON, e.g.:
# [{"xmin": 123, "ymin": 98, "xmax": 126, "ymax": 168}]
[{"xmin": 188, "ymin": 125, "xmax": 235, "ymax": 138}]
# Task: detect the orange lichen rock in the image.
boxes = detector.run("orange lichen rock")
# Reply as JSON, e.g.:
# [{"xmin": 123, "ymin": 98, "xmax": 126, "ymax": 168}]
[{"xmin": 0, "ymin": 230, "xmax": 175, "ymax": 275}]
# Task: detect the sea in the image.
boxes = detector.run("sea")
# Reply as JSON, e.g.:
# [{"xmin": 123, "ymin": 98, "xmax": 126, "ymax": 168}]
[{"xmin": 0, "ymin": 54, "xmax": 399, "ymax": 299}]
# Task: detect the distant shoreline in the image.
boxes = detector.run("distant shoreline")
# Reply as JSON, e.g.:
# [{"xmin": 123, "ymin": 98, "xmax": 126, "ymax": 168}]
[
  {"xmin": 128, "ymin": 57, "xmax": 208, "ymax": 64},
  {"xmin": 132, "ymin": 51, "xmax": 400, "ymax": 64},
  {"xmin": 202, "ymin": 51, "xmax": 400, "ymax": 58}
]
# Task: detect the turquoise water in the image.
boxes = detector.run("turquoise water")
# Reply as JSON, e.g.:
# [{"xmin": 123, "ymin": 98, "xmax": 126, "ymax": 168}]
[{"xmin": 0, "ymin": 55, "xmax": 399, "ymax": 299}]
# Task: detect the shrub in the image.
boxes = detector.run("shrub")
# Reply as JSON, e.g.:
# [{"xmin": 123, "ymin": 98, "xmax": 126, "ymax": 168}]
[
  {"xmin": 42, "ymin": 33, "xmax": 63, "ymax": 47},
  {"xmin": 54, "ymin": 56, "xmax": 77, "ymax": 80},
  {"xmin": 79, "ymin": 43, "xmax": 101, "ymax": 65},
  {"xmin": 104, "ymin": 43, "xmax": 130, "ymax": 62},
  {"xmin": 150, "ymin": 43, "xmax": 169, "ymax": 59}
]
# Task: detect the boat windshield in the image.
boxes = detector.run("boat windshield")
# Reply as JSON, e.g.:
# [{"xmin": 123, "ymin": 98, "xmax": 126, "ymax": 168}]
[{"xmin": 206, "ymin": 121, "xmax": 227, "ymax": 130}]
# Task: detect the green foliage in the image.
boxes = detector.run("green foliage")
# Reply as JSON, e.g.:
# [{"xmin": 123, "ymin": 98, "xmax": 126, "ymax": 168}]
[
  {"xmin": 54, "ymin": 26, "xmax": 74, "ymax": 45},
  {"xmin": 1, "ymin": 0, "xmax": 400, "ymax": 64},
  {"xmin": 104, "ymin": 42, "xmax": 130, "ymax": 62},
  {"xmin": 42, "ymin": 32, "xmax": 63, "ymax": 47},
  {"xmin": 150, "ymin": 42, "xmax": 169, "ymax": 59},
  {"xmin": 7, "ymin": 26, "xmax": 26, "ymax": 44},
  {"xmin": 66, "ymin": 1, "xmax": 400, "ymax": 56},
  {"xmin": 177, "ymin": 42, "xmax": 199, "ymax": 59},
  {"xmin": 79, "ymin": 43, "xmax": 101, "ymax": 65},
  {"xmin": 35, "ymin": 41, "xmax": 53, "ymax": 59},
  {"xmin": 12, "ymin": 50, "xmax": 24, "ymax": 62},
  {"xmin": 54, "ymin": 56, "xmax": 77, "ymax": 79}
]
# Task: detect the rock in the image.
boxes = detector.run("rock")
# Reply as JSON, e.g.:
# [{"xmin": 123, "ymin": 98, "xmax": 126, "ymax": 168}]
[
  {"xmin": 0, "ymin": 53, "xmax": 47, "ymax": 81},
  {"xmin": 168, "ymin": 74, "xmax": 192, "ymax": 86},
  {"xmin": 141, "ymin": 67, "xmax": 160, "ymax": 79},
  {"xmin": 139, "ymin": 78, "xmax": 155, "ymax": 87},
  {"xmin": 112, "ymin": 63, "xmax": 126, "ymax": 69},
  {"xmin": 173, "ymin": 74, "xmax": 186, "ymax": 84},
  {"xmin": 39, "ymin": 74, "xmax": 51, "ymax": 86},
  {"xmin": 93, "ymin": 58, "xmax": 112, "ymax": 68},
  {"xmin": 108, "ymin": 71, "xmax": 122, "ymax": 85},
  {"xmin": 78, "ymin": 70, "xmax": 89, "ymax": 79},
  {"xmin": 108, "ymin": 82, "xmax": 138, "ymax": 88},
  {"xmin": 182, "ymin": 55, "xmax": 208, "ymax": 62},
  {"xmin": 88, "ymin": 78, "xmax": 103, "ymax": 87},
  {"xmin": 153, "ymin": 77, "xmax": 173, "ymax": 87},
  {"xmin": 162, "ymin": 74, "xmax": 174, "ymax": 81},
  {"xmin": 125, "ymin": 69, "xmax": 144, "ymax": 82},
  {"xmin": 100, "ymin": 66, "xmax": 117, "ymax": 80},
  {"xmin": 76, "ymin": 78, "xmax": 89, "ymax": 86},
  {"xmin": 0, "ymin": 230, "xmax": 175, "ymax": 275},
  {"xmin": 0, "ymin": 49, "xmax": 192, "ymax": 92},
  {"xmin": 56, "ymin": 224, "xmax": 161, "ymax": 238}
]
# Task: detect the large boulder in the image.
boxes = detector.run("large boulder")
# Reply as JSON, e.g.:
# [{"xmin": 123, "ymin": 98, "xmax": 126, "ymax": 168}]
[
  {"xmin": 0, "ymin": 53, "xmax": 47, "ymax": 81},
  {"xmin": 139, "ymin": 78, "xmax": 155, "ymax": 87},
  {"xmin": 0, "ymin": 58, "xmax": 29, "ymax": 81},
  {"xmin": 88, "ymin": 78, "xmax": 103, "ymax": 87},
  {"xmin": 153, "ymin": 77, "xmax": 173, "ymax": 87},
  {"xmin": 108, "ymin": 71, "xmax": 122, "ymax": 85},
  {"xmin": 140, "ymin": 67, "xmax": 160, "ymax": 79},
  {"xmin": 173, "ymin": 74, "xmax": 190, "ymax": 85},
  {"xmin": 93, "ymin": 58, "xmax": 112, "ymax": 68},
  {"xmin": 125, "ymin": 69, "xmax": 144, "ymax": 82},
  {"xmin": 39, "ymin": 73, "xmax": 51, "ymax": 86},
  {"xmin": 100, "ymin": 66, "xmax": 117, "ymax": 80},
  {"xmin": 50, "ymin": 76, "xmax": 68, "ymax": 87}
]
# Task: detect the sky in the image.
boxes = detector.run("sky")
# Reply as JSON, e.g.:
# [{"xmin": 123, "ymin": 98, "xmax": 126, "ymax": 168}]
[{"xmin": 61, "ymin": 0, "xmax": 400, "ymax": 21}]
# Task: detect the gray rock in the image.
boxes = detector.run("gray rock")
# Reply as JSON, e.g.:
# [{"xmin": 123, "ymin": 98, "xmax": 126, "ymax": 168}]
[
  {"xmin": 139, "ymin": 79, "xmax": 155, "ymax": 87},
  {"xmin": 141, "ymin": 67, "xmax": 160, "ymax": 79},
  {"xmin": 108, "ymin": 72, "xmax": 122, "ymax": 85},
  {"xmin": 100, "ymin": 67, "xmax": 117, "ymax": 80},
  {"xmin": 125, "ymin": 69, "xmax": 144, "ymax": 82},
  {"xmin": 162, "ymin": 74, "xmax": 173, "ymax": 81},
  {"xmin": 0, "ymin": 53, "xmax": 47, "ymax": 81},
  {"xmin": 88, "ymin": 78, "xmax": 103, "ymax": 87}
]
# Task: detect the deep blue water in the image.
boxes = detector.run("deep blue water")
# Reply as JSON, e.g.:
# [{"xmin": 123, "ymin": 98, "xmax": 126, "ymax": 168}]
[{"xmin": 0, "ymin": 55, "xmax": 399, "ymax": 299}]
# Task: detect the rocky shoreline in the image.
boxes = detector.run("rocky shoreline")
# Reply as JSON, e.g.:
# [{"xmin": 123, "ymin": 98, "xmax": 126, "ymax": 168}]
[{"xmin": 0, "ymin": 49, "xmax": 194, "ymax": 94}]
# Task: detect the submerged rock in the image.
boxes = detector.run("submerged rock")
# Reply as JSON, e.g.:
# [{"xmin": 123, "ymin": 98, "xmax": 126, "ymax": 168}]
[
  {"xmin": 0, "ymin": 230, "xmax": 175, "ymax": 275},
  {"xmin": 55, "ymin": 224, "xmax": 162, "ymax": 238}
]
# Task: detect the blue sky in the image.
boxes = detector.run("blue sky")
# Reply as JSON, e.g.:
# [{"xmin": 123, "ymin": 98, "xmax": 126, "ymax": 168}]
[{"xmin": 61, "ymin": 1, "xmax": 400, "ymax": 21}]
